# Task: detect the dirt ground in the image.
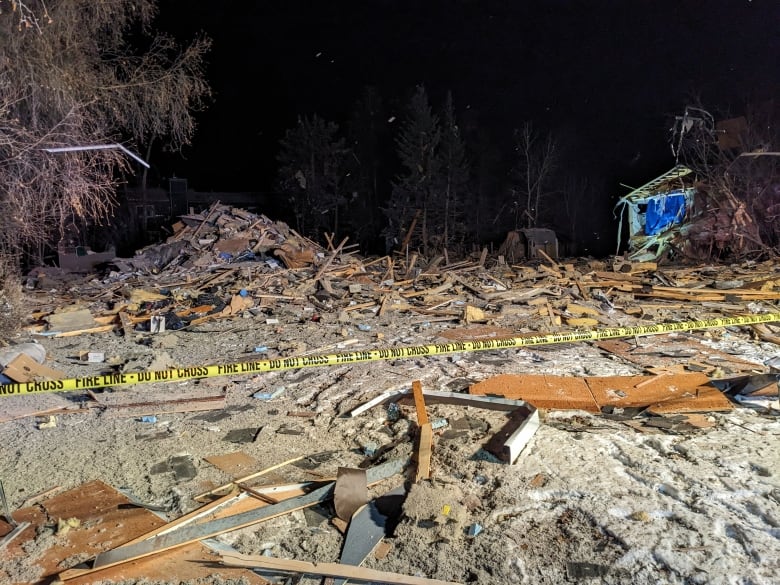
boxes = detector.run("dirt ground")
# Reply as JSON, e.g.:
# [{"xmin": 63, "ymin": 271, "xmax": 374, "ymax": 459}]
[{"xmin": 0, "ymin": 261, "xmax": 779, "ymax": 585}]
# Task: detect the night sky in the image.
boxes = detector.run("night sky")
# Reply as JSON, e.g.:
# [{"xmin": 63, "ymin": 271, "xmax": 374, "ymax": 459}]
[{"xmin": 154, "ymin": 1, "xmax": 778, "ymax": 212}]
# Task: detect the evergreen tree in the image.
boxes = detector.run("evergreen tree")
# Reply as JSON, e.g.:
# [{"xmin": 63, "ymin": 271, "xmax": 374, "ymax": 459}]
[
  {"xmin": 385, "ymin": 85, "xmax": 441, "ymax": 255},
  {"xmin": 345, "ymin": 86, "xmax": 390, "ymax": 250},
  {"xmin": 276, "ymin": 115, "xmax": 348, "ymax": 239},
  {"xmin": 435, "ymin": 91, "xmax": 470, "ymax": 253}
]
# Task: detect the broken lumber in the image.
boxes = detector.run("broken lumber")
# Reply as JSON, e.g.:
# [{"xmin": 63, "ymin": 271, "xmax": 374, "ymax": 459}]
[
  {"xmin": 415, "ymin": 423, "xmax": 433, "ymax": 482},
  {"xmin": 219, "ymin": 551, "xmax": 463, "ymax": 585},
  {"xmin": 89, "ymin": 458, "xmax": 407, "ymax": 572}
]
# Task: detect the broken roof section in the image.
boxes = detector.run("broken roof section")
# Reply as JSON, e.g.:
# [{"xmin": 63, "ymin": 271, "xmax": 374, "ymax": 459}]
[{"xmin": 614, "ymin": 165, "xmax": 695, "ymax": 262}]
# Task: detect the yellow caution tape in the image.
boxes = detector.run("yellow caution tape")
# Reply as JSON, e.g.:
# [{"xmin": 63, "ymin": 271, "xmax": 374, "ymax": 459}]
[{"xmin": 2, "ymin": 313, "xmax": 779, "ymax": 397}]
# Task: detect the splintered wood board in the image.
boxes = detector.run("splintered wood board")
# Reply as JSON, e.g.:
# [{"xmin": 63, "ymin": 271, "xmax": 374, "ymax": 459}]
[
  {"xmin": 0, "ymin": 480, "xmax": 264, "ymax": 585},
  {"xmin": 0, "ymin": 394, "xmax": 84, "ymax": 423}
]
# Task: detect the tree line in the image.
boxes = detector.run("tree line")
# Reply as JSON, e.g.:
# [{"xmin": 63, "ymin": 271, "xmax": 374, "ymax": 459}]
[{"xmin": 275, "ymin": 85, "xmax": 596, "ymax": 258}]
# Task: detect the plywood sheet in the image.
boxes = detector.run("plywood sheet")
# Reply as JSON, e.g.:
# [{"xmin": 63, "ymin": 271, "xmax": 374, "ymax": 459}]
[
  {"xmin": 469, "ymin": 374, "xmax": 599, "ymax": 411},
  {"xmin": 586, "ymin": 373, "xmax": 733, "ymax": 413},
  {"xmin": 469, "ymin": 372, "xmax": 733, "ymax": 414}
]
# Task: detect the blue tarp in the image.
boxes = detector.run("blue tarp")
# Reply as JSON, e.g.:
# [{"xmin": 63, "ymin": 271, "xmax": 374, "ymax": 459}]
[{"xmin": 645, "ymin": 192, "xmax": 688, "ymax": 235}]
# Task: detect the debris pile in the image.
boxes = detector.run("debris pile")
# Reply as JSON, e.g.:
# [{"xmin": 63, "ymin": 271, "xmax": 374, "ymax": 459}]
[{"xmin": 1, "ymin": 203, "xmax": 779, "ymax": 585}]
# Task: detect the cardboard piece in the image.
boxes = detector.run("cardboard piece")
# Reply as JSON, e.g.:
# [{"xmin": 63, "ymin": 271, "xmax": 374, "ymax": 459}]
[
  {"xmin": 2, "ymin": 353, "xmax": 66, "ymax": 383},
  {"xmin": 334, "ymin": 467, "xmax": 368, "ymax": 522},
  {"xmin": 204, "ymin": 451, "xmax": 261, "ymax": 478}
]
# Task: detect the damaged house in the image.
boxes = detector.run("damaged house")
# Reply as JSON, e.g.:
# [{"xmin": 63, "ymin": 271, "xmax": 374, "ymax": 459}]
[
  {"xmin": 615, "ymin": 135, "xmax": 779, "ymax": 262},
  {"xmin": 614, "ymin": 165, "xmax": 695, "ymax": 262}
]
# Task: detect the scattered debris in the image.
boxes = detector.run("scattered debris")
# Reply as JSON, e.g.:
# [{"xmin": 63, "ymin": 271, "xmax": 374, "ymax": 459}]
[{"xmin": 2, "ymin": 203, "xmax": 779, "ymax": 585}]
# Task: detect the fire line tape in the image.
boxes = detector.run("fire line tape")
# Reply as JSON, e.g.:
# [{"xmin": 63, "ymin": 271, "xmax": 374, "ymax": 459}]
[{"xmin": 1, "ymin": 313, "xmax": 779, "ymax": 397}]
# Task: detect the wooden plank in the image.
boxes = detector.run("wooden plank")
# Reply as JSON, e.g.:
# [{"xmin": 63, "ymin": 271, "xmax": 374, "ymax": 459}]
[
  {"xmin": 50, "ymin": 324, "xmax": 115, "ymax": 338},
  {"xmin": 193, "ymin": 455, "xmax": 306, "ymax": 502},
  {"xmin": 348, "ymin": 389, "xmax": 537, "ymax": 418},
  {"xmin": 400, "ymin": 280, "xmax": 453, "ymax": 299},
  {"xmin": 415, "ymin": 423, "xmax": 433, "ymax": 482},
  {"xmin": 537, "ymin": 248, "xmax": 559, "ymax": 268},
  {"xmin": 219, "ymin": 551, "xmax": 463, "ymax": 585},
  {"xmin": 483, "ymin": 406, "xmax": 541, "ymax": 464},
  {"xmin": 411, "ymin": 380, "xmax": 429, "ymax": 425}
]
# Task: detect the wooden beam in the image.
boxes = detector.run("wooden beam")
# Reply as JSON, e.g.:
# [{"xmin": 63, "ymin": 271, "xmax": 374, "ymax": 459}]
[
  {"xmin": 49, "ymin": 324, "xmax": 115, "ymax": 338},
  {"xmin": 219, "ymin": 551, "xmax": 463, "ymax": 585},
  {"xmin": 415, "ymin": 423, "xmax": 433, "ymax": 483},
  {"xmin": 411, "ymin": 380, "xmax": 429, "ymax": 425},
  {"xmin": 314, "ymin": 236, "xmax": 349, "ymax": 281},
  {"xmin": 193, "ymin": 455, "xmax": 306, "ymax": 502}
]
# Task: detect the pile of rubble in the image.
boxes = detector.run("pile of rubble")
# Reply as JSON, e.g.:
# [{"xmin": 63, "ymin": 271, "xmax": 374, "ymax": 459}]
[{"xmin": 1, "ymin": 203, "xmax": 779, "ymax": 585}]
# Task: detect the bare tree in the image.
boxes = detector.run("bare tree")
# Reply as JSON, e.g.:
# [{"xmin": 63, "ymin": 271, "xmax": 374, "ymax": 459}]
[
  {"xmin": 0, "ymin": 0, "xmax": 211, "ymax": 264},
  {"xmin": 509, "ymin": 122, "xmax": 558, "ymax": 229}
]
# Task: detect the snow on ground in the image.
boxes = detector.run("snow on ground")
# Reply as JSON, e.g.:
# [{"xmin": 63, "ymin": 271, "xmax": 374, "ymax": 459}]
[{"xmin": 0, "ymin": 299, "xmax": 779, "ymax": 584}]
